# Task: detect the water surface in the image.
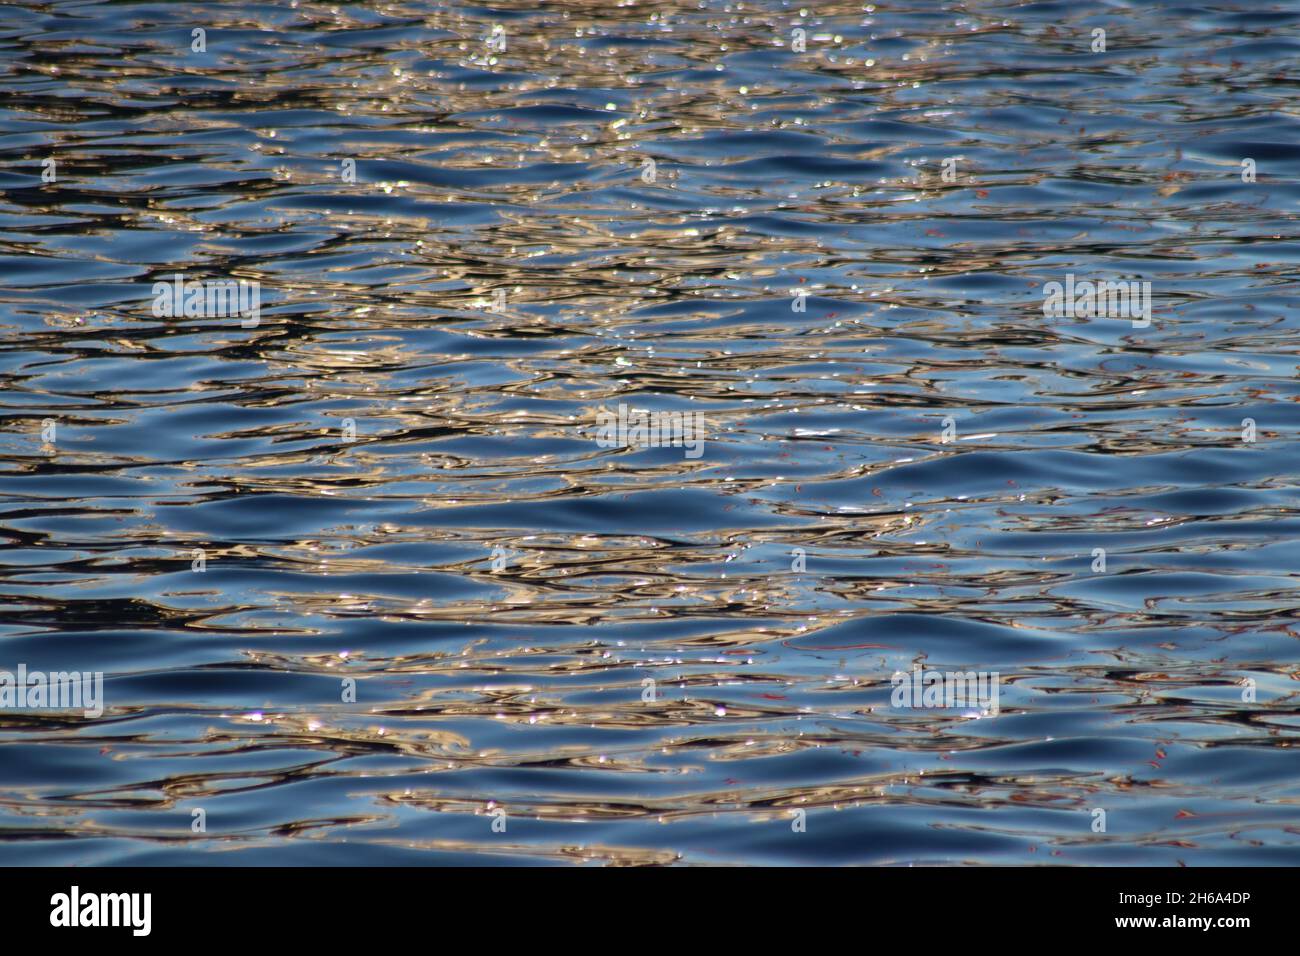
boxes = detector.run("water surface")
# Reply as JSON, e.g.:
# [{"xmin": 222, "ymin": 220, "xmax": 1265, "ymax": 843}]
[{"xmin": 1, "ymin": 0, "xmax": 1299, "ymax": 865}]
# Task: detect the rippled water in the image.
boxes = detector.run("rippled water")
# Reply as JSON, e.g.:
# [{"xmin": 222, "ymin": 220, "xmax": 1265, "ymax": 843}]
[{"xmin": 1, "ymin": 0, "xmax": 1299, "ymax": 866}]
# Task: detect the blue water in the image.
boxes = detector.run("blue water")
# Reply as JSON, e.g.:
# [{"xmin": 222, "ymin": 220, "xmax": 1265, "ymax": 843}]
[{"xmin": 1, "ymin": 0, "xmax": 1299, "ymax": 865}]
